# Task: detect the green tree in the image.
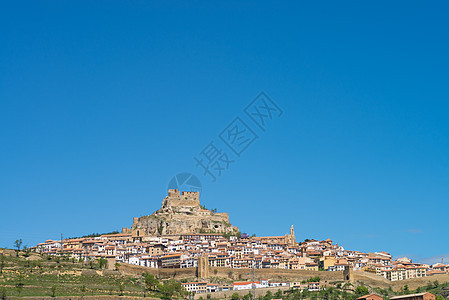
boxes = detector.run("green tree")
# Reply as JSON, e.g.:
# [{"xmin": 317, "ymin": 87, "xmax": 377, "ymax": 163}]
[
  {"xmin": 115, "ymin": 262, "xmax": 121, "ymax": 271},
  {"xmin": 275, "ymin": 289, "xmax": 283, "ymax": 298},
  {"xmin": 307, "ymin": 276, "xmax": 321, "ymax": 282},
  {"xmin": 159, "ymin": 282, "xmax": 175, "ymax": 300},
  {"xmin": 51, "ymin": 285, "xmax": 57, "ymax": 297},
  {"xmin": 243, "ymin": 292, "xmax": 252, "ymax": 300},
  {"xmin": 143, "ymin": 272, "xmax": 159, "ymax": 291},
  {"xmin": 14, "ymin": 238, "xmax": 23, "ymax": 256},
  {"xmin": 433, "ymin": 281, "xmax": 439, "ymax": 288},
  {"xmin": 264, "ymin": 290, "xmax": 273, "ymax": 300},
  {"xmin": 231, "ymin": 292, "xmax": 241, "ymax": 300},
  {"xmin": 1, "ymin": 287, "xmax": 7, "ymax": 300},
  {"xmin": 16, "ymin": 273, "xmax": 25, "ymax": 290},
  {"xmin": 119, "ymin": 283, "xmax": 125, "ymax": 296},
  {"xmin": 341, "ymin": 291, "xmax": 350, "ymax": 300},
  {"xmin": 302, "ymin": 289, "xmax": 310, "ymax": 300},
  {"xmin": 403, "ymin": 285, "xmax": 410, "ymax": 295},
  {"xmin": 325, "ymin": 287, "xmax": 335, "ymax": 300},
  {"xmin": 89, "ymin": 259, "xmax": 95, "ymax": 269},
  {"xmin": 97, "ymin": 257, "xmax": 108, "ymax": 269},
  {"xmin": 355, "ymin": 286, "xmax": 370, "ymax": 297},
  {"xmin": 16, "ymin": 283, "xmax": 24, "ymax": 297},
  {"xmin": 81, "ymin": 285, "xmax": 86, "ymax": 297},
  {"xmin": 159, "ymin": 280, "xmax": 187, "ymax": 299}
]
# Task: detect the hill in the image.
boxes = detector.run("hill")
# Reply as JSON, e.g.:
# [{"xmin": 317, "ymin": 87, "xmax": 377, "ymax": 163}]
[
  {"xmin": 130, "ymin": 189, "xmax": 239, "ymax": 237},
  {"xmin": 0, "ymin": 248, "xmax": 162, "ymax": 298}
]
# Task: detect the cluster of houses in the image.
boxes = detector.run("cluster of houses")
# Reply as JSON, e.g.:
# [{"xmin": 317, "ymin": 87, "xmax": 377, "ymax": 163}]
[
  {"xmin": 358, "ymin": 293, "xmax": 436, "ymax": 300},
  {"xmin": 33, "ymin": 231, "xmax": 448, "ymax": 284},
  {"xmin": 180, "ymin": 280, "xmax": 293, "ymax": 294}
]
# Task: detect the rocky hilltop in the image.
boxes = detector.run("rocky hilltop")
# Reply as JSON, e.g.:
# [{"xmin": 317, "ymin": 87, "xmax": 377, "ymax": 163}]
[{"xmin": 130, "ymin": 189, "xmax": 239, "ymax": 237}]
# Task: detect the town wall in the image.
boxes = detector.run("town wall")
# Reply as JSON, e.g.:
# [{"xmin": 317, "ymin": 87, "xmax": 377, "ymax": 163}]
[
  {"xmin": 119, "ymin": 263, "xmax": 345, "ymax": 282},
  {"xmin": 353, "ymin": 271, "xmax": 449, "ymax": 291},
  {"xmin": 119, "ymin": 263, "xmax": 197, "ymax": 279},
  {"xmin": 212, "ymin": 267, "xmax": 345, "ymax": 282}
]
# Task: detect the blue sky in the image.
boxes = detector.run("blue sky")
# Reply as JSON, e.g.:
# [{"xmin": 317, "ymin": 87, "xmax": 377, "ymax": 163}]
[{"xmin": 0, "ymin": 1, "xmax": 448, "ymax": 264}]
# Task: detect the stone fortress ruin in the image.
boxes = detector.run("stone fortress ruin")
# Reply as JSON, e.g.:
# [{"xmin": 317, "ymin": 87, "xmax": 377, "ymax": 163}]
[
  {"xmin": 130, "ymin": 189, "xmax": 239, "ymax": 238},
  {"xmin": 161, "ymin": 189, "xmax": 200, "ymax": 208}
]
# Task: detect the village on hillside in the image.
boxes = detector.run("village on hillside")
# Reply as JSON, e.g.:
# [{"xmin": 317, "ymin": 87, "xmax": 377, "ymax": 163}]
[{"xmin": 30, "ymin": 190, "xmax": 449, "ymax": 295}]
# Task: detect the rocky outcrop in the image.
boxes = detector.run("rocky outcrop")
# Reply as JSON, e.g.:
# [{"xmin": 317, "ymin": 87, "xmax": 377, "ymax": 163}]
[{"xmin": 131, "ymin": 189, "xmax": 239, "ymax": 237}]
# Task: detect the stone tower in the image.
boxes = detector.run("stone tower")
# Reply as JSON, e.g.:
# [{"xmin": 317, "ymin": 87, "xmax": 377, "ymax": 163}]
[
  {"xmin": 343, "ymin": 265, "xmax": 354, "ymax": 281},
  {"xmin": 198, "ymin": 255, "xmax": 210, "ymax": 279},
  {"xmin": 290, "ymin": 225, "xmax": 296, "ymax": 245},
  {"xmin": 285, "ymin": 225, "xmax": 296, "ymax": 246},
  {"xmin": 162, "ymin": 189, "xmax": 200, "ymax": 209}
]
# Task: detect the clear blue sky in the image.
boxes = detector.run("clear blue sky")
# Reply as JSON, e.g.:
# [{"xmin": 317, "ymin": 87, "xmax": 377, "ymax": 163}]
[{"xmin": 1, "ymin": 1, "xmax": 448, "ymax": 264}]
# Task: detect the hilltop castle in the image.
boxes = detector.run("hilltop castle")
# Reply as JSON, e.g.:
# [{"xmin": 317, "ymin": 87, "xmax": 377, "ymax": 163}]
[
  {"xmin": 161, "ymin": 189, "xmax": 200, "ymax": 208},
  {"xmin": 129, "ymin": 189, "xmax": 239, "ymax": 239}
]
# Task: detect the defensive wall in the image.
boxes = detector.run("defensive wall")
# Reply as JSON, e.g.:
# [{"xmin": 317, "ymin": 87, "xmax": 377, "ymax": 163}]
[
  {"xmin": 353, "ymin": 271, "xmax": 449, "ymax": 291},
  {"xmin": 119, "ymin": 263, "xmax": 346, "ymax": 282},
  {"xmin": 119, "ymin": 263, "xmax": 197, "ymax": 279}
]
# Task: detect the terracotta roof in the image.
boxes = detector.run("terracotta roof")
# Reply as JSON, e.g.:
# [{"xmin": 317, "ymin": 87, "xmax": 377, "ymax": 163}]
[
  {"xmin": 390, "ymin": 293, "xmax": 434, "ymax": 300},
  {"xmin": 234, "ymin": 281, "xmax": 260, "ymax": 286}
]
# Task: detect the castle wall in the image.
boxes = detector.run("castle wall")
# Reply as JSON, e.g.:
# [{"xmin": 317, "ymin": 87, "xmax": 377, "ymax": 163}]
[
  {"xmin": 170, "ymin": 199, "xmax": 200, "ymax": 207},
  {"xmin": 212, "ymin": 267, "xmax": 345, "ymax": 282},
  {"xmin": 163, "ymin": 189, "xmax": 200, "ymax": 208},
  {"xmin": 181, "ymin": 191, "xmax": 200, "ymax": 201},
  {"xmin": 119, "ymin": 263, "xmax": 345, "ymax": 282}
]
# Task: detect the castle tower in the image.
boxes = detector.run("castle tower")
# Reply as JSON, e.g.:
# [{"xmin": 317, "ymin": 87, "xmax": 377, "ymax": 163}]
[
  {"xmin": 162, "ymin": 189, "xmax": 200, "ymax": 209},
  {"xmin": 343, "ymin": 265, "xmax": 354, "ymax": 282},
  {"xmin": 290, "ymin": 225, "xmax": 295, "ymax": 245},
  {"xmin": 198, "ymin": 255, "xmax": 210, "ymax": 278}
]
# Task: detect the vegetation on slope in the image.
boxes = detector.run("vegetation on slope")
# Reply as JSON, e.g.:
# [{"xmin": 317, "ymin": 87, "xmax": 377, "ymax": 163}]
[{"xmin": 0, "ymin": 248, "xmax": 186, "ymax": 298}]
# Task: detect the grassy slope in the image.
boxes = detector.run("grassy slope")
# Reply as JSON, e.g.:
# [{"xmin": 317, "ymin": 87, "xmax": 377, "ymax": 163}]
[{"xmin": 0, "ymin": 249, "xmax": 157, "ymax": 298}]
